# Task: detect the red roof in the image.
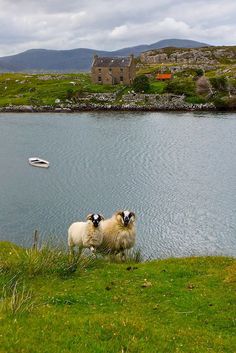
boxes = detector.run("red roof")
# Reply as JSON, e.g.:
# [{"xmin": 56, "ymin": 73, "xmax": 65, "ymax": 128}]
[{"xmin": 156, "ymin": 73, "xmax": 172, "ymax": 80}]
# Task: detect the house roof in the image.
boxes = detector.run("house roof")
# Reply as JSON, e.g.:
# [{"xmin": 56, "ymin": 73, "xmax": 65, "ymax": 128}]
[
  {"xmin": 156, "ymin": 73, "xmax": 172, "ymax": 80},
  {"xmin": 92, "ymin": 56, "xmax": 132, "ymax": 68}
]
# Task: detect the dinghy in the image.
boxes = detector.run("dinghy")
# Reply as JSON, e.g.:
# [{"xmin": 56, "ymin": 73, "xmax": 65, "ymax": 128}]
[{"xmin": 28, "ymin": 157, "xmax": 49, "ymax": 168}]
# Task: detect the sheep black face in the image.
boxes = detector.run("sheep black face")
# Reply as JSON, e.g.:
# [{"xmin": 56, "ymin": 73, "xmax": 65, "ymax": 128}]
[
  {"xmin": 87, "ymin": 213, "xmax": 104, "ymax": 228},
  {"xmin": 118, "ymin": 210, "xmax": 135, "ymax": 227}
]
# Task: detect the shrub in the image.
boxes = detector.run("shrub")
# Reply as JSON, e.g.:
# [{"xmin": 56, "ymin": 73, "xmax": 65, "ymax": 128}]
[
  {"xmin": 66, "ymin": 88, "xmax": 74, "ymax": 99},
  {"xmin": 133, "ymin": 75, "xmax": 150, "ymax": 93},
  {"xmin": 209, "ymin": 76, "xmax": 228, "ymax": 92},
  {"xmin": 195, "ymin": 68, "xmax": 204, "ymax": 77},
  {"xmin": 226, "ymin": 96, "xmax": 236, "ymax": 109},
  {"xmin": 166, "ymin": 78, "xmax": 196, "ymax": 97},
  {"xmin": 213, "ymin": 96, "xmax": 229, "ymax": 110},
  {"xmin": 228, "ymin": 78, "xmax": 236, "ymax": 95}
]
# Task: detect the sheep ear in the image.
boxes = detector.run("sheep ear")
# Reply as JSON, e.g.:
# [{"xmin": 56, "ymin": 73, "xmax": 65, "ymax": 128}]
[
  {"xmin": 100, "ymin": 214, "xmax": 105, "ymax": 220},
  {"xmin": 86, "ymin": 214, "xmax": 93, "ymax": 221},
  {"xmin": 130, "ymin": 211, "xmax": 136, "ymax": 219},
  {"xmin": 115, "ymin": 210, "xmax": 124, "ymax": 216}
]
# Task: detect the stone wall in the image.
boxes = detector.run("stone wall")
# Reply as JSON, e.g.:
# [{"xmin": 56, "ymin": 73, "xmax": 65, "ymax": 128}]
[{"xmin": 0, "ymin": 93, "xmax": 215, "ymax": 112}]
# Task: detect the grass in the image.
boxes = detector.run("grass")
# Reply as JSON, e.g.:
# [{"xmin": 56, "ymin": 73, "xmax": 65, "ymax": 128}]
[
  {"xmin": 0, "ymin": 45, "xmax": 236, "ymax": 109},
  {"xmin": 0, "ymin": 70, "xmax": 235, "ymax": 109},
  {"xmin": 1, "ymin": 241, "xmax": 236, "ymax": 353},
  {"xmin": 0, "ymin": 73, "xmax": 123, "ymax": 107},
  {"xmin": 149, "ymin": 81, "xmax": 167, "ymax": 94},
  {"xmin": 2, "ymin": 279, "xmax": 34, "ymax": 315},
  {"xmin": 185, "ymin": 96, "xmax": 207, "ymax": 104}
]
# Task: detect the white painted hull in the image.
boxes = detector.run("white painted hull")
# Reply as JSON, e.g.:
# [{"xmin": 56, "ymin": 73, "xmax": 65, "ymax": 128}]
[{"xmin": 28, "ymin": 157, "xmax": 50, "ymax": 168}]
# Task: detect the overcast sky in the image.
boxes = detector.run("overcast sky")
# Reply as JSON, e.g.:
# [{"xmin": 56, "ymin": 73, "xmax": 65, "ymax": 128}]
[{"xmin": 0, "ymin": 0, "xmax": 235, "ymax": 57}]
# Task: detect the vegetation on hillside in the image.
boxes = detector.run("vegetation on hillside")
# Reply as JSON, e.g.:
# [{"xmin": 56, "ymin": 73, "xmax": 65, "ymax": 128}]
[
  {"xmin": 0, "ymin": 46, "xmax": 236, "ymax": 110},
  {"xmin": 132, "ymin": 74, "xmax": 150, "ymax": 93},
  {"xmin": 0, "ymin": 73, "xmax": 122, "ymax": 107},
  {"xmin": 135, "ymin": 46, "xmax": 236, "ymax": 108},
  {"xmin": 1, "ymin": 241, "xmax": 236, "ymax": 353}
]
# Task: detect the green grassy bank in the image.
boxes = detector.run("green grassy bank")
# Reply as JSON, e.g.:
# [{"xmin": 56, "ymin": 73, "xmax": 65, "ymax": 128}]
[
  {"xmin": 0, "ymin": 241, "xmax": 236, "ymax": 353},
  {"xmin": 1, "ymin": 70, "xmax": 236, "ymax": 110},
  {"xmin": 0, "ymin": 73, "xmax": 122, "ymax": 107}
]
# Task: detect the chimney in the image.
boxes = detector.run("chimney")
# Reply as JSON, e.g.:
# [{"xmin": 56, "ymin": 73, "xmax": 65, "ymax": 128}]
[{"xmin": 92, "ymin": 54, "xmax": 98, "ymax": 68}]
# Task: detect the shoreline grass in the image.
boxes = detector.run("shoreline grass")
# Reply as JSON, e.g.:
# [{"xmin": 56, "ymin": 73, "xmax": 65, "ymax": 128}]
[
  {"xmin": 1, "ymin": 241, "xmax": 236, "ymax": 352},
  {"xmin": 0, "ymin": 71, "xmax": 236, "ymax": 111}
]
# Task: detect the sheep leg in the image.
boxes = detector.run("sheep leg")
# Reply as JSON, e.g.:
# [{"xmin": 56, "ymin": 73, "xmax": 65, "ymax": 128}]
[
  {"xmin": 69, "ymin": 245, "xmax": 75, "ymax": 262},
  {"xmin": 110, "ymin": 250, "xmax": 122, "ymax": 262},
  {"xmin": 69, "ymin": 245, "xmax": 82, "ymax": 263},
  {"xmin": 90, "ymin": 246, "xmax": 97, "ymax": 258},
  {"xmin": 76, "ymin": 247, "xmax": 82, "ymax": 260},
  {"xmin": 121, "ymin": 250, "xmax": 126, "ymax": 262}
]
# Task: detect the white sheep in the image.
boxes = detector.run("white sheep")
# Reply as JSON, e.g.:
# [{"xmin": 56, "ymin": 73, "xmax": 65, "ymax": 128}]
[
  {"xmin": 68, "ymin": 213, "xmax": 104, "ymax": 258},
  {"xmin": 98, "ymin": 210, "xmax": 136, "ymax": 260}
]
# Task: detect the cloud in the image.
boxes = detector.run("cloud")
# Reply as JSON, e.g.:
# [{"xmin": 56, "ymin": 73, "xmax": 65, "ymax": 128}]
[
  {"xmin": 109, "ymin": 18, "xmax": 190, "ymax": 44},
  {"xmin": 0, "ymin": 0, "xmax": 235, "ymax": 56},
  {"xmin": 110, "ymin": 25, "xmax": 129, "ymax": 39}
]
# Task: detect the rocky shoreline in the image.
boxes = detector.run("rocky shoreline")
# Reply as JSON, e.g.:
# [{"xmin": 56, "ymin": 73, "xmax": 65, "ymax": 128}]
[
  {"xmin": 0, "ymin": 104, "xmax": 216, "ymax": 113},
  {"xmin": 0, "ymin": 93, "xmax": 219, "ymax": 113}
]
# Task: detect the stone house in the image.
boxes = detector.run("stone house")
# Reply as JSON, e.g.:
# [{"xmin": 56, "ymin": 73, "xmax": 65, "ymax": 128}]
[{"xmin": 91, "ymin": 55, "xmax": 136, "ymax": 85}]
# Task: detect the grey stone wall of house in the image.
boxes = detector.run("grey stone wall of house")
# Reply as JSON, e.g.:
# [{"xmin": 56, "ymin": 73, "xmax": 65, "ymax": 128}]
[
  {"xmin": 91, "ymin": 55, "xmax": 136, "ymax": 86},
  {"xmin": 91, "ymin": 66, "xmax": 131, "ymax": 85}
]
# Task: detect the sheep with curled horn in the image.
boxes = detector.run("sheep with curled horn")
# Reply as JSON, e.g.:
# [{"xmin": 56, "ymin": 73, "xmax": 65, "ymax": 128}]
[
  {"xmin": 98, "ymin": 210, "xmax": 136, "ymax": 261},
  {"xmin": 68, "ymin": 213, "xmax": 104, "ymax": 258}
]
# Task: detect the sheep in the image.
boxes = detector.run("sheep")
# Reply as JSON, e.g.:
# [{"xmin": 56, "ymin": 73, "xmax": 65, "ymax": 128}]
[
  {"xmin": 68, "ymin": 213, "xmax": 104, "ymax": 258},
  {"xmin": 98, "ymin": 210, "xmax": 136, "ymax": 260}
]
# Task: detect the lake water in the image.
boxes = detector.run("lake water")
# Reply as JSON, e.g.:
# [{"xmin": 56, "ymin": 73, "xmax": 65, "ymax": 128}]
[{"xmin": 0, "ymin": 111, "xmax": 236, "ymax": 259}]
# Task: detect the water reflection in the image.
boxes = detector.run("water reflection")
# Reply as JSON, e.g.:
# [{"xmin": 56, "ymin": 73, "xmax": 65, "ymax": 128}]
[{"xmin": 0, "ymin": 111, "xmax": 235, "ymax": 259}]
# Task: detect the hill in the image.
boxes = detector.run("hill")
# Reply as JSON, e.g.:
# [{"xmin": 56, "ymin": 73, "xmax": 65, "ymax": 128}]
[
  {"xmin": 0, "ymin": 39, "xmax": 208, "ymax": 73},
  {"xmin": 140, "ymin": 45, "xmax": 236, "ymax": 65}
]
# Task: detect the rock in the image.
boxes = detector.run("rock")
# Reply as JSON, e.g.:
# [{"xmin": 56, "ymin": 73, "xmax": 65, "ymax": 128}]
[
  {"xmin": 19, "ymin": 105, "xmax": 34, "ymax": 112},
  {"xmin": 140, "ymin": 47, "xmax": 236, "ymax": 65}
]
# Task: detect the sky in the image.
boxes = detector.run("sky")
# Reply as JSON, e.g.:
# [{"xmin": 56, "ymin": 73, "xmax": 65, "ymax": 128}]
[{"xmin": 0, "ymin": 0, "xmax": 235, "ymax": 57}]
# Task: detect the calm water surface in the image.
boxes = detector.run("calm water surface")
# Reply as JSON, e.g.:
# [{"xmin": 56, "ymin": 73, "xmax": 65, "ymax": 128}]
[{"xmin": 0, "ymin": 111, "xmax": 236, "ymax": 259}]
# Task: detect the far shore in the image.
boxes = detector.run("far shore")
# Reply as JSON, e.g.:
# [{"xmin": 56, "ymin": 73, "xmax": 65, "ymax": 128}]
[
  {"xmin": 0, "ymin": 103, "xmax": 227, "ymax": 113},
  {"xmin": 1, "ymin": 72, "xmax": 235, "ymax": 113}
]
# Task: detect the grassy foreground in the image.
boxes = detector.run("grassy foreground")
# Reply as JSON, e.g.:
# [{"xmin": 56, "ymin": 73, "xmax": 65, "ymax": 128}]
[{"xmin": 0, "ymin": 241, "xmax": 236, "ymax": 353}]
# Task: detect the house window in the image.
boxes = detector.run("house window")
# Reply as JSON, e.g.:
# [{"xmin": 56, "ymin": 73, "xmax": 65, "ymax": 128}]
[
  {"xmin": 98, "ymin": 68, "xmax": 101, "ymax": 73},
  {"xmin": 98, "ymin": 76, "xmax": 102, "ymax": 82},
  {"xmin": 120, "ymin": 68, "xmax": 123, "ymax": 72},
  {"xmin": 109, "ymin": 68, "xmax": 112, "ymax": 73},
  {"xmin": 120, "ymin": 76, "xmax": 123, "ymax": 82}
]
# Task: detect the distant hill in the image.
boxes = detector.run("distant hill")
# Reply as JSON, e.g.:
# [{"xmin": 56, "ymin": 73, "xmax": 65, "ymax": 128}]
[{"xmin": 0, "ymin": 39, "xmax": 209, "ymax": 73}]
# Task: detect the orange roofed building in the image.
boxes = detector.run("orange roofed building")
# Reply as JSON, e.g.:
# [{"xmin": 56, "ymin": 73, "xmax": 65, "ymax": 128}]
[{"xmin": 156, "ymin": 73, "xmax": 172, "ymax": 81}]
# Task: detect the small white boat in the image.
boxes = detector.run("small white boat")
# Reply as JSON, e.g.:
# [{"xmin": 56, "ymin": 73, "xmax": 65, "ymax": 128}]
[{"xmin": 28, "ymin": 157, "xmax": 50, "ymax": 168}]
